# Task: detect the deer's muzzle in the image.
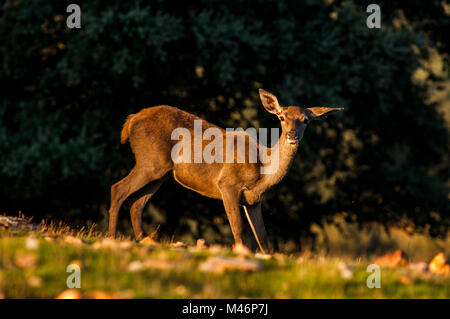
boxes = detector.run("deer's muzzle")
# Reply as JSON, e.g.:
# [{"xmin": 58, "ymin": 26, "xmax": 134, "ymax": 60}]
[{"xmin": 287, "ymin": 130, "xmax": 299, "ymax": 144}]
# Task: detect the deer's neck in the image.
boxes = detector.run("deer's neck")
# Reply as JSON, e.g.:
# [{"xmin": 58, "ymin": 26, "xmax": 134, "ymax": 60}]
[
  {"xmin": 243, "ymin": 131, "xmax": 299, "ymax": 204},
  {"xmin": 262, "ymin": 132, "xmax": 299, "ymax": 187}
]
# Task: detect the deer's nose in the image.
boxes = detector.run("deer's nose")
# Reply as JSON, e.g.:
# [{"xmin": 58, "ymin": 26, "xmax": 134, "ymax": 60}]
[{"xmin": 287, "ymin": 130, "xmax": 297, "ymax": 140}]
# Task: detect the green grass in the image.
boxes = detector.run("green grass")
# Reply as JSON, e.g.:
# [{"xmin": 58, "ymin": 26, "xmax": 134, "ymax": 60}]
[{"xmin": 1, "ymin": 222, "xmax": 449, "ymax": 298}]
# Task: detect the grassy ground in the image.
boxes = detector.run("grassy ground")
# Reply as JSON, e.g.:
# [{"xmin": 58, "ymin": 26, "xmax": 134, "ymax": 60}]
[{"xmin": 0, "ymin": 218, "xmax": 449, "ymax": 299}]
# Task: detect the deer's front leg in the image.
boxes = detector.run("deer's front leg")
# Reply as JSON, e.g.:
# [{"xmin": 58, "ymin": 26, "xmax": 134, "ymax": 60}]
[
  {"xmin": 243, "ymin": 202, "xmax": 269, "ymax": 254},
  {"xmin": 219, "ymin": 186, "xmax": 244, "ymax": 246}
]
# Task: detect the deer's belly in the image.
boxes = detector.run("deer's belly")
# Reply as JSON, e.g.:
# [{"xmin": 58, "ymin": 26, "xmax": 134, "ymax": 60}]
[{"xmin": 172, "ymin": 163, "xmax": 222, "ymax": 200}]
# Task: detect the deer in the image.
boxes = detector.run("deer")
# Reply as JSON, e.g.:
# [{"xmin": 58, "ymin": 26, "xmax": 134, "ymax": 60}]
[{"xmin": 108, "ymin": 89, "xmax": 343, "ymax": 253}]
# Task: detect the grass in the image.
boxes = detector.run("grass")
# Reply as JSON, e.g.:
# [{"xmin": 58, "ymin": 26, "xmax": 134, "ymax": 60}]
[{"xmin": 0, "ymin": 217, "xmax": 449, "ymax": 299}]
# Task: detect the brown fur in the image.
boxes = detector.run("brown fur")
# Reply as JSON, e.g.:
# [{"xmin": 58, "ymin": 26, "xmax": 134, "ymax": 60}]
[
  {"xmin": 108, "ymin": 89, "xmax": 343, "ymax": 253},
  {"xmin": 121, "ymin": 114, "xmax": 135, "ymax": 144}
]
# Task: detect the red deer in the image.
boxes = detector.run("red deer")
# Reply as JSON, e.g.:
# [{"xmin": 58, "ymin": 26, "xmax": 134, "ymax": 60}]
[{"xmin": 109, "ymin": 89, "xmax": 343, "ymax": 253}]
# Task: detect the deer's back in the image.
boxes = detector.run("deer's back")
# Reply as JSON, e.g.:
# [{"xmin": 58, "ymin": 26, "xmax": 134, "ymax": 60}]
[{"xmin": 127, "ymin": 105, "xmax": 261, "ymax": 199}]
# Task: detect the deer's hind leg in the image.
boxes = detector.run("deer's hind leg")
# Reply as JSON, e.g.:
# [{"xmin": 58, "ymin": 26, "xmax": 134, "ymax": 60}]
[
  {"xmin": 108, "ymin": 166, "xmax": 169, "ymax": 238},
  {"xmin": 128, "ymin": 177, "xmax": 166, "ymax": 241}
]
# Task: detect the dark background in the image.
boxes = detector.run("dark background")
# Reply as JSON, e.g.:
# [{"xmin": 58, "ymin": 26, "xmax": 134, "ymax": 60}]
[{"xmin": 1, "ymin": 0, "xmax": 449, "ymax": 250}]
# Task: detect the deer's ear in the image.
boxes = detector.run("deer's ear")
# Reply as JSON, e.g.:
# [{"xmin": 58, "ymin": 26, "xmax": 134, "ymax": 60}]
[
  {"xmin": 304, "ymin": 107, "xmax": 344, "ymax": 121},
  {"xmin": 259, "ymin": 89, "xmax": 282, "ymax": 115}
]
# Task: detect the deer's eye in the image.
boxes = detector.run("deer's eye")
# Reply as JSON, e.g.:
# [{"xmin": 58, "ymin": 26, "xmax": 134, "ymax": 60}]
[{"xmin": 279, "ymin": 116, "xmax": 285, "ymax": 122}]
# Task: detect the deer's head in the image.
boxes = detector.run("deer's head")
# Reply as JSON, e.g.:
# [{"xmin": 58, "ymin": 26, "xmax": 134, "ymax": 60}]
[{"xmin": 259, "ymin": 89, "xmax": 344, "ymax": 145}]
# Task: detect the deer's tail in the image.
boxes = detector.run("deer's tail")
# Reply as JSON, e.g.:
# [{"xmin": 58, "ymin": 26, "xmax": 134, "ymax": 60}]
[{"xmin": 121, "ymin": 114, "xmax": 135, "ymax": 144}]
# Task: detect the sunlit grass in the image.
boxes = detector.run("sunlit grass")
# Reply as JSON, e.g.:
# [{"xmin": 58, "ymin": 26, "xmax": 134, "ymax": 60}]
[{"xmin": 0, "ymin": 218, "xmax": 449, "ymax": 299}]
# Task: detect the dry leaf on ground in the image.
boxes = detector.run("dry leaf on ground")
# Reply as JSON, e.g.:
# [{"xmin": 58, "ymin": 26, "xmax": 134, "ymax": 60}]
[
  {"xmin": 28, "ymin": 275, "xmax": 43, "ymax": 287},
  {"xmin": 25, "ymin": 236, "xmax": 39, "ymax": 250},
  {"xmin": 127, "ymin": 258, "xmax": 182, "ymax": 272},
  {"xmin": 196, "ymin": 238, "xmax": 209, "ymax": 249},
  {"xmin": 232, "ymin": 243, "xmax": 251, "ymax": 256},
  {"xmin": 139, "ymin": 236, "xmax": 158, "ymax": 246},
  {"xmin": 208, "ymin": 244, "xmax": 226, "ymax": 254},
  {"xmin": 93, "ymin": 238, "xmax": 133, "ymax": 250},
  {"xmin": 374, "ymin": 250, "xmax": 408, "ymax": 267},
  {"xmin": 429, "ymin": 252, "xmax": 450, "ymax": 275},
  {"xmin": 171, "ymin": 241, "xmax": 186, "ymax": 249},
  {"xmin": 408, "ymin": 262, "xmax": 428, "ymax": 273},
  {"xmin": 199, "ymin": 256, "xmax": 262, "ymax": 274},
  {"xmin": 64, "ymin": 235, "xmax": 83, "ymax": 246},
  {"xmin": 14, "ymin": 253, "xmax": 38, "ymax": 269},
  {"xmin": 338, "ymin": 262, "xmax": 354, "ymax": 279},
  {"xmin": 255, "ymin": 253, "xmax": 272, "ymax": 260}
]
